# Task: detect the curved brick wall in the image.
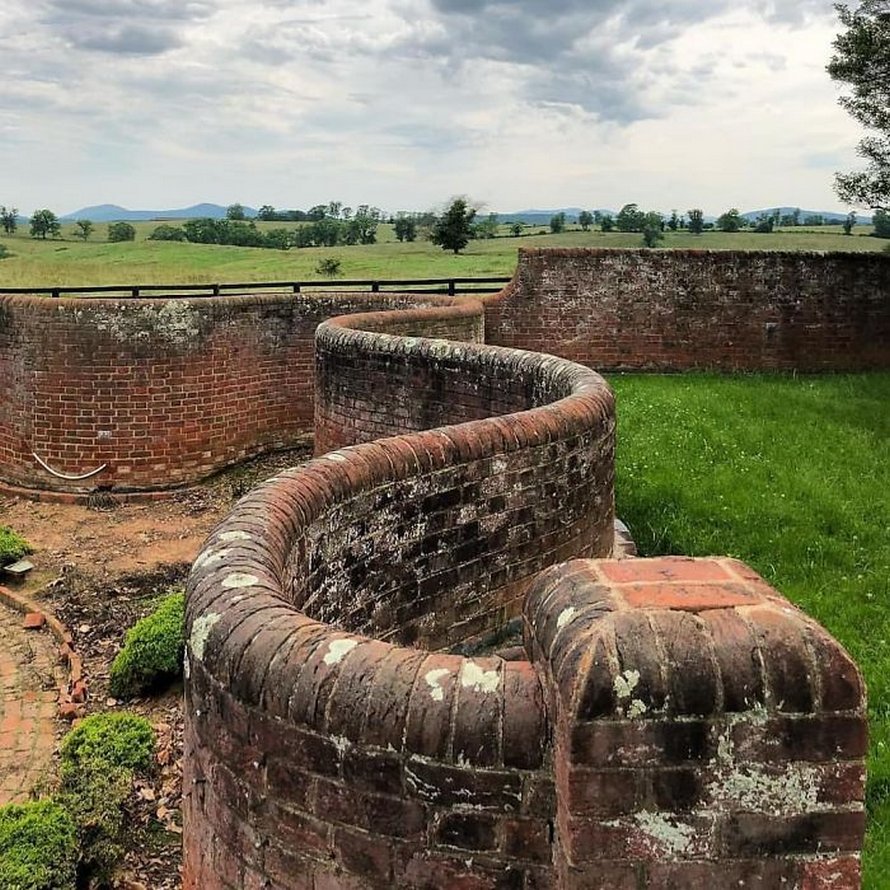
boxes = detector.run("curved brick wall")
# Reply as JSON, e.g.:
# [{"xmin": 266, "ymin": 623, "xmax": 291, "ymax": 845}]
[
  {"xmin": 184, "ymin": 289, "xmax": 866, "ymax": 888},
  {"xmin": 0, "ymin": 292, "xmax": 472, "ymax": 495},
  {"xmin": 2, "ymin": 249, "xmax": 887, "ymax": 495},
  {"xmin": 183, "ymin": 308, "xmax": 616, "ymax": 887},
  {"xmin": 487, "ymin": 248, "xmax": 890, "ymax": 371}
]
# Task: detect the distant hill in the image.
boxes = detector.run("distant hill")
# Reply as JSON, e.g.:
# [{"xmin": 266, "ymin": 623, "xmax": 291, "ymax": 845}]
[
  {"xmin": 499, "ymin": 208, "xmax": 618, "ymax": 225},
  {"xmin": 60, "ymin": 203, "xmax": 258, "ymax": 222}
]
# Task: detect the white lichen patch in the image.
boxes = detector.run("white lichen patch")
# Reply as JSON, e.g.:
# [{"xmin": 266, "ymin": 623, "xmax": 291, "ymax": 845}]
[
  {"xmin": 712, "ymin": 765, "xmax": 820, "ymax": 813},
  {"xmin": 635, "ymin": 811, "xmax": 697, "ymax": 856},
  {"xmin": 219, "ymin": 530, "xmax": 254, "ymax": 543},
  {"xmin": 323, "ymin": 638, "xmax": 359, "ymax": 666},
  {"xmin": 222, "ymin": 572, "xmax": 259, "ymax": 589},
  {"xmin": 91, "ymin": 300, "xmax": 202, "ymax": 347},
  {"xmin": 326, "ymin": 452, "xmax": 348, "ymax": 463},
  {"xmin": 627, "ymin": 699, "xmax": 648, "ymax": 718},
  {"xmin": 190, "ymin": 613, "xmax": 222, "ymax": 661},
  {"xmin": 425, "ymin": 668, "xmax": 451, "ymax": 701},
  {"xmin": 331, "ymin": 735, "xmax": 351, "ymax": 754},
  {"xmin": 556, "ymin": 607, "xmax": 577, "ymax": 631},
  {"xmin": 183, "ymin": 652, "xmax": 191, "ymax": 679},
  {"xmin": 613, "ymin": 669, "xmax": 640, "ymax": 700},
  {"xmin": 193, "ymin": 548, "xmax": 232, "ymax": 570},
  {"xmin": 460, "ymin": 661, "xmax": 500, "ymax": 695}
]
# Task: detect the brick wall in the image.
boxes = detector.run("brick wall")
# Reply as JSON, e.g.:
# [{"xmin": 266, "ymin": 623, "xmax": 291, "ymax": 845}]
[
  {"xmin": 183, "ymin": 317, "xmax": 617, "ymax": 888},
  {"xmin": 0, "ymin": 292, "xmax": 455, "ymax": 494},
  {"xmin": 486, "ymin": 249, "xmax": 890, "ymax": 371}
]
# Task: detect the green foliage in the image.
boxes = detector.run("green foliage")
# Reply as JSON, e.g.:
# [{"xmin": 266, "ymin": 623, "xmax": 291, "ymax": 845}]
[
  {"xmin": 226, "ymin": 203, "xmax": 246, "ymax": 220},
  {"xmin": 29, "ymin": 209, "xmax": 60, "ymax": 240},
  {"xmin": 0, "ymin": 526, "xmax": 31, "ymax": 567},
  {"xmin": 107, "ymin": 222, "xmax": 135, "ymax": 243},
  {"xmin": 716, "ymin": 208, "xmax": 743, "ymax": 232},
  {"xmin": 473, "ymin": 213, "xmax": 500, "ymax": 240},
  {"xmin": 0, "ymin": 244, "xmax": 9, "ymax": 260},
  {"xmin": 393, "ymin": 214, "xmax": 418, "ymax": 242},
  {"xmin": 108, "ymin": 593, "xmax": 185, "ymax": 699},
  {"xmin": 0, "ymin": 799, "xmax": 78, "ymax": 890},
  {"xmin": 600, "ymin": 214, "xmax": 615, "ymax": 232},
  {"xmin": 73, "ymin": 220, "xmax": 93, "ymax": 242},
  {"xmin": 510, "ymin": 222, "xmax": 523, "ymax": 237},
  {"xmin": 549, "ymin": 212, "xmax": 567, "ymax": 234},
  {"xmin": 147, "ymin": 224, "xmax": 187, "ymax": 242},
  {"xmin": 828, "ymin": 1, "xmax": 890, "ymax": 210},
  {"xmin": 60, "ymin": 712, "xmax": 155, "ymax": 779},
  {"xmin": 315, "ymin": 256, "xmax": 342, "ymax": 277},
  {"xmin": 873, "ymin": 209, "xmax": 890, "ymax": 238},
  {"xmin": 58, "ymin": 765, "xmax": 131, "ymax": 884},
  {"xmin": 844, "ymin": 211, "xmax": 857, "ymax": 235},
  {"xmin": 430, "ymin": 198, "xmax": 477, "ymax": 254},
  {"xmin": 616, "ymin": 203, "xmax": 646, "ymax": 232},
  {"xmin": 0, "ymin": 205, "xmax": 18, "ymax": 235},
  {"xmin": 578, "ymin": 210, "xmax": 594, "ymax": 231},
  {"xmin": 641, "ymin": 212, "xmax": 665, "ymax": 248},
  {"xmin": 687, "ymin": 208, "xmax": 705, "ymax": 235}
]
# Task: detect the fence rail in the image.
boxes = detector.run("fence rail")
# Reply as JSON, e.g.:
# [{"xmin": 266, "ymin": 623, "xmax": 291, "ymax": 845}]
[{"xmin": 0, "ymin": 277, "xmax": 512, "ymax": 299}]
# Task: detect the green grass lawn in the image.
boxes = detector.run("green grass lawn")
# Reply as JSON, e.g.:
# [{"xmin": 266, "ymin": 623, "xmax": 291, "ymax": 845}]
[
  {"xmin": 0, "ymin": 224, "xmax": 885, "ymax": 288},
  {"xmin": 610, "ymin": 372, "xmax": 890, "ymax": 886}
]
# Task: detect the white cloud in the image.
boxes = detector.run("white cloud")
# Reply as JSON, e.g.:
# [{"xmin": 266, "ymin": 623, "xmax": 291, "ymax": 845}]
[{"xmin": 0, "ymin": 0, "xmax": 864, "ymax": 215}]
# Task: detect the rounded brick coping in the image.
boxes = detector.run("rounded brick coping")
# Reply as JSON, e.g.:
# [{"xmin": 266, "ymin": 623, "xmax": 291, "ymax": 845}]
[
  {"xmin": 186, "ymin": 307, "xmax": 614, "ymax": 770},
  {"xmin": 516, "ymin": 246, "xmax": 890, "ymax": 261},
  {"xmin": 524, "ymin": 556, "xmax": 866, "ymax": 722}
]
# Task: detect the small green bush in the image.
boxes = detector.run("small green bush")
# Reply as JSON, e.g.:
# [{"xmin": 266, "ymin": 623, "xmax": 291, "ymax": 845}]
[
  {"xmin": 60, "ymin": 712, "xmax": 155, "ymax": 779},
  {"xmin": 0, "ymin": 799, "xmax": 78, "ymax": 890},
  {"xmin": 108, "ymin": 592, "xmax": 185, "ymax": 699},
  {"xmin": 0, "ymin": 526, "xmax": 31, "ymax": 567},
  {"xmin": 59, "ymin": 766, "xmax": 131, "ymax": 883}
]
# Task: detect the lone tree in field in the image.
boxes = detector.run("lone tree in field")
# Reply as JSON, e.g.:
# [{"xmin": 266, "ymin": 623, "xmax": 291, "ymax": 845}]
[
  {"xmin": 30, "ymin": 209, "xmax": 61, "ymax": 239},
  {"xmin": 828, "ymin": 1, "xmax": 890, "ymax": 210},
  {"xmin": 578, "ymin": 210, "xmax": 594, "ymax": 231},
  {"xmin": 226, "ymin": 203, "xmax": 247, "ymax": 220},
  {"xmin": 688, "ymin": 208, "xmax": 705, "ymax": 235},
  {"xmin": 550, "ymin": 212, "xmax": 567, "ymax": 234},
  {"xmin": 74, "ymin": 220, "xmax": 93, "ymax": 241},
  {"xmin": 108, "ymin": 221, "xmax": 136, "ymax": 243},
  {"xmin": 430, "ymin": 198, "xmax": 476, "ymax": 254},
  {"xmin": 0, "ymin": 206, "xmax": 17, "ymax": 235},
  {"xmin": 716, "ymin": 208, "xmax": 743, "ymax": 232}
]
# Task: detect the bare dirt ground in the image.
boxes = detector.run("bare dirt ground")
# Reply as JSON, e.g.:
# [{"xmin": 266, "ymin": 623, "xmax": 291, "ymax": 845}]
[{"xmin": 0, "ymin": 446, "xmax": 311, "ymax": 890}]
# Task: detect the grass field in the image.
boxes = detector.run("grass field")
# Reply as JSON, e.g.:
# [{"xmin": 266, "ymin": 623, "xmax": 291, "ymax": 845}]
[
  {"xmin": 0, "ymin": 222, "xmax": 886, "ymax": 288},
  {"xmin": 611, "ymin": 373, "xmax": 890, "ymax": 886}
]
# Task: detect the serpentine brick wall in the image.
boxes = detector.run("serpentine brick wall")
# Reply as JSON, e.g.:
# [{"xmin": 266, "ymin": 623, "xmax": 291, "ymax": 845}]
[
  {"xmin": 486, "ymin": 249, "xmax": 890, "ymax": 371},
  {"xmin": 1, "ymin": 249, "xmax": 887, "ymax": 495},
  {"xmin": 183, "ymin": 293, "xmax": 867, "ymax": 888}
]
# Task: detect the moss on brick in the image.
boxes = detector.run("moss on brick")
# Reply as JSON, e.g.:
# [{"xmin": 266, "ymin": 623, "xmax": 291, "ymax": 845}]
[{"xmin": 0, "ymin": 799, "xmax": 78, "ymax": 890}]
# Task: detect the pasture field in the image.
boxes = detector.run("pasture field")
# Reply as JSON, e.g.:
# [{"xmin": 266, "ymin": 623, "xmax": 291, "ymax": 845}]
[
  {"xmin": 0, "ymin": 222, "xmax": 885, "ymax": 288},
  {"xmin": 611, "ymin": 373, "xmax": 890, "ymax": 885}
]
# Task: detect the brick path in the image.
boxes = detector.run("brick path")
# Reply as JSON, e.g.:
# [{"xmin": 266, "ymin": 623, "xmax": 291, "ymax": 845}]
[{"xmin": 0, "ymin": 601, "xmax": 63, "ymax": 804}]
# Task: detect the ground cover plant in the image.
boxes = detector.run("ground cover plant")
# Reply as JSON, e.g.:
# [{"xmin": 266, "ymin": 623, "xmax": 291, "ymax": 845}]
[
  {"xmin": 609, "ymin": 371, "xmax": 890, "ymax": 884},
  {"xmin": 0, "ymin": 526, "xmax": 31, "ymax": 566},
  {"xmin": 108, "ymin": 591, "xmax": 185, "ymax": 699},
  {"xmin": 0, "ymin": 799, "xmax": 78, "ymax": 890}
]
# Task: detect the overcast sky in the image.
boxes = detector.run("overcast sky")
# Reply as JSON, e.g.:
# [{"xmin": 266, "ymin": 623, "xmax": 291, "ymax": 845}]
[{"xmin": 0, "ymin": 0, "xmax": 865, "ymax": 216}]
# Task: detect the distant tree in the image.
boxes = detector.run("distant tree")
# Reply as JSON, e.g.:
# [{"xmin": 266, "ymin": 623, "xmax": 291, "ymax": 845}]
[
  {"xmin": 828, "ymin": 1, "xmax": 890, "ymax": 211},
  {"xmin": 510, "ymin": 222, "xmax": 524, "ymax": 237},
  {"xmin": 341, "ymin": 206, "xmax": 353, "ymax": 221},
  {"xmin": 843, "ymin": 211, "xmax": 857, "ymax": 235},
  {"xmin": 327, "ymin": 201, "xmax": 342, "ymax": 220},
  {"xmin": 753, "ymin": 214, "xmax": 775, "ymax": 234},
  {"xmin": 263, "ymin": 228, "xmax": 292, "ymax": 250},
  {"xmin": 393, "ymin": 214, "xmax": 418, "ymax": 242},
  {"xmin": 779, "ymin": 209, "xmax": 801, "ymax": 227},
  {"xmin": 148, "ymin": 224, "xmax": 187, "ymax": 241},
  {"xmin": 73, "ymin": 219, "xmax": 93, "ymax": 241},
  {"xmin": 616, "ymin": 203, "xmax": 646, "ymax": 232},
  {"xmin": 315, "ymin": 256, "xmax": 341, "ymax": 276},
  {"xmin": 641, "ymin": 212, "xmax": 665, "ymax": 248},
  {"xmin": 226, "ymin": 203, "xmax": 247, "ymax": 221},
  {"xmin": 257, "ymin": 205, "xmax": 277, "ymax": 221},
  {"xmin": 0, "ymin": 206, "xmax": 18, "ymax": 235},
  {"xmin": 667, "ymin": 210, "xmax": 680, "ymax": 232},
  {"xmin": 687, "ymin": 209, "xmax": 705, "ymax": 235},
  {"xmin": 803, "ymin": 214, "xmax": 826, "ymax": 226},
  {"xmin": 549, "ymin": 212, "xmax": 567, "ymax": 234},
  {"xmin": 307, "ymin": 204, "xmax": 328, "ymax": 222},
  {"xmin": 600, "ymin": 214, "xmax": 615, "ymax": 232},
  {"xmin": 474, "ymin": 213, "xmax": 500, "ymax": 240},
  {"xmin": 183, "ymin": 218, "xmax": 220, "ymax": 244},
  {"xmin": 716, "ymin": 209, "xmax": 742, "ymax": 232},
  {"xmin": 30, "ymin": 209, "xmax": 61, "ymax": 240},
  {"xmin": 108, "ymin": 221, "xmax": 136, "ymax": 243},
  {"xmin": 873, "ymin": 209, "xmax": 890, "ymax": 238},
  {"xmin": 345, "ymin": 209, "xmax": 378, "ymax": 245},
  {"xmin": 430, "ymin": 198, "xmax": 477, "ymax": 254},
  {"xmin": 578, "ymin": 210, "xmax": 594, "ymax": 231}
]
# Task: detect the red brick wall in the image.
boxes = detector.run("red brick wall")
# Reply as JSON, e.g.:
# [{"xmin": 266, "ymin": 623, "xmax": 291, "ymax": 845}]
[
  {"xmin": 0, "ymin": 292, "xmax": 457, "ymax": 494},
  {"xmin": 486, "ymin": 249, "xmax": 890, "ymax": 371},
  {"xmin": 183, "ymin": 308, "xmax": 617, "ymax": 888}
]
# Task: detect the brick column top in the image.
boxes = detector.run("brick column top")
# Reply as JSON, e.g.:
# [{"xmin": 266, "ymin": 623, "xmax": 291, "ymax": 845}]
[{"xmin": 526, "ymin": 555, "xmax": 864, "ymax": 722}]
